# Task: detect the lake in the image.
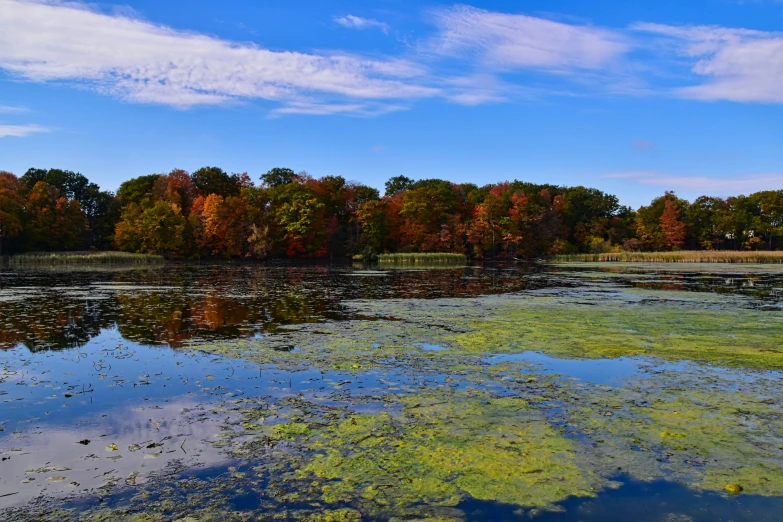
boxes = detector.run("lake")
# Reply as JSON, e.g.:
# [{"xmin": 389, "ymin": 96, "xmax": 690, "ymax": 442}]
[{"xmin": 1, "ymin": 262, "xmax": 783, "ymax": 521}]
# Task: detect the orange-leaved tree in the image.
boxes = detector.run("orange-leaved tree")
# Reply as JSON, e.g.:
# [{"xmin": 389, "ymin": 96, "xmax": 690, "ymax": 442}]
[
  {"xmin": 0, "ymin": 171, "xmax": 24, "ymax": 255},
  {"xmin": 660, "ymin": 198, "xmax": 686, "ymax": 250}
]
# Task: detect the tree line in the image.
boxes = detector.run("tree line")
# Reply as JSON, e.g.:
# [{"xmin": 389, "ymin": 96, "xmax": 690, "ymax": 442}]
[{"xmin": 0, "ymin": 167, "xmax": 781, "ymax": 259}]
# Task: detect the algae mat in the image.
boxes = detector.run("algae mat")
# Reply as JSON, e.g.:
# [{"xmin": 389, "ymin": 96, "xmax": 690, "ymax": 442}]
[{"xmin": 1, "ymin": 264, "xmax": 783, "ymax": 521}]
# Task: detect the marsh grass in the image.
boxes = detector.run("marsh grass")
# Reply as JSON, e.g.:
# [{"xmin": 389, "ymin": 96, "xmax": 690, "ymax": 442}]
[
  {"xmin": 378, "ymin": 253, "xmax": 467, "ymax": 265},
  {"xmin": 552, "ymin": 251, "xmax": 783, "ymax": 264},
  {"xmin": 7, "ymin": 251, "xmax": 165, "ymax": 266}
]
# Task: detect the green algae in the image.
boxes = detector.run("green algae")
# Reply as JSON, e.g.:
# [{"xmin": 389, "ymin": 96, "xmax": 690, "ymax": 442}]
[
  {"xmin": 193, "ymin": 285, "xmax": 783, "ymax": 372},
  {"xmin": 449, "ymin": 299, "xmax": 783, "ymax": 369},
  {"xmin": 300, "ymin": 390, "xmax": 597, "ymax": 513},
  {"xmin": 555, "ymin": 371, "xmax": 783, "ymax": 497},
  {"xmin": 7, "ymin": 268, "xmax": 783, "ymax": 521}
]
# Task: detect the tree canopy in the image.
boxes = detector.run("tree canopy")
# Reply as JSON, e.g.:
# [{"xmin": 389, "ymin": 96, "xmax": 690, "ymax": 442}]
[{"xmin": 0, "ymin": 164, "xmax": 780, "ymax": 259}]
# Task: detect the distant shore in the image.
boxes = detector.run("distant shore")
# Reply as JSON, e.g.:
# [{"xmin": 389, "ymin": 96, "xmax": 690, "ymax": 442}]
[{"xmin": 551, "ymin": 251, "xmax": 783, "ymax": 264}]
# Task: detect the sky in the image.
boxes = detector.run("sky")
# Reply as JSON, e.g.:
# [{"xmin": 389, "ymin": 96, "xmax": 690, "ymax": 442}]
[{"xmin": 0, "ymin": 0, "xmax": 781, "ymax": 208}]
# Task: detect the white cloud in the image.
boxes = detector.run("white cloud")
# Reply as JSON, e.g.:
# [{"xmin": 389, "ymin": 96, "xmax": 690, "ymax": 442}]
[
  {"xmin": 0, "ymin": 123, "xmax": 48, "ymax": 137},
  {"xmin": 270, "ymin": 101, "xmax": 406, "ymax": 117},
  {"xmin": 606, "ymin": 171, "xmax": 783, "ymax": 194},
  {"xmin": 428, "ymin": 5, "xmax": 629, "ymax": 71},
  {"xmin": 633, "ymin": 23, "xmax": 783, "ymax": 103},
  {"xmin": 0, "ymin": 104, "xmax": 28, "ymax": 113},
  {"xmin": 334, "ymin": 14, "xmax": 389, "ymax": 34},
  {"xmin": 2, "ymin": 0, "xmax": 780, "ymax": 117},
  {"xmin": 0, "ymin": 0, "xmax": 435, "ymax": 112}
]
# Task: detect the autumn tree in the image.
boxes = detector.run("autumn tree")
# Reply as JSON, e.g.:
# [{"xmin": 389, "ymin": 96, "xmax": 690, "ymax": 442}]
[
  {"xmin": 115, "ymin": 200, "xmax": 187, "ymax": 257},
  {"xmin": 355, "ymin": 199, "xmax": 387, "ymax": 254},
  {"xmin": 193, "ymin": 194, "xmax": 249, "ymax": 257},
  {"xmin": 267, "ymin": 178, "xmax": 329, "ymax": 257},
  {"xmin": 395, "ymin": 179, "xmax": 460, "ymax": 252},
  {"xmin": 117, "ymin": 174, "xmax": 160, "ymax": 207},
  {"xmin": 0, "ymin": 171, "xmax": 24, "ymax": 255},
  {"xmin": 22, "ymin": 168, "xmax": 91, "ymax": 205},
  {"xmin": 467, "ymin": 184, "xmax": 508, "ymax": 258},
  {"xmin": 23, "ymin": 181, "xmax": 86, "ymax": 251},
  {"xmin": 660, "ymin": 198, "xmax": 686, "ymax": 250},
  {"xmin": 152, "ymin": 169, "xmax": 197, "ymax": 213}
]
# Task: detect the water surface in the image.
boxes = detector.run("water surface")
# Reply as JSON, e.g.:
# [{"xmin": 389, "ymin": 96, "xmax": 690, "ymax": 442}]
[{"xmin": 2, "ymin": 262, "xmax": 783, "ymax": 521}]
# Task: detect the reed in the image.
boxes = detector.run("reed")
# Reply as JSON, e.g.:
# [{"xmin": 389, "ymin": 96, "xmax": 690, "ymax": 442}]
[
  {"xmin": 551, "ymin": 251, "xmax": 783, "ymax": 264},
  {"xmin": 378, "ymin": 253, "xmax": 467, "ymax": 265},
  {"xmin": 7, "ymin": 251, "xmax": 165, "ymax": 265}
]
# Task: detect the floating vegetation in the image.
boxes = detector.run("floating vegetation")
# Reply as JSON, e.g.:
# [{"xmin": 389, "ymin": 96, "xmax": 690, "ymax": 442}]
[
  {"xmin": 300, "ymin": 391, "xmax": 596, "ymax": 512},
  {"xmin": 6, "ymin": 251, "xmax": 164, "ymax": 266},
  {"xmin": 3, "ymin": 264, "xmax": 783, "ymax": 521},
  {"xmin": 446, "ymin": 294, "xmax": 783, "ymax": 370},
  {"xmin": 560, "ymin": 371, "xmax": 783, "ymax": 497},
  {"xmin": 378, "ymin": 253, "xmax": 467, "ymax": 266},
  {"xmin": 552, "ymin": 251, "xmax": 783, "ymax": 264}
]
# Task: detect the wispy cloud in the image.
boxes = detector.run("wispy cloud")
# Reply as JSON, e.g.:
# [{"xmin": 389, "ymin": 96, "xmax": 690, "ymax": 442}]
[
  {"xmin": 1, "ymin": 0, "xmax": 781, "ymax": 118},
  {"xmin": 0, "ymin": 0, "xmax": 434, "ymax": 113},
  {"xmin": 334, "ymin": 14, "xmax": 389, "ymax": 34},
  {"xmin": 633, "ymin": 23, "xmax": 783, "ymax": 103},
  {"xmin": 0, "ymin": 104, "xmax": 28, "ymax": 113},
  {"xmin": 270, "ymin": 101, "xmax": 407, "ymax": 117},
  {"xmin": 0, "ymin": 123, "xmax": 48, "ymax": 137},
  {"xmin": 606, "ymin": 170, "xmax": 783, "ymax": 194},
  {"xmin": 428, "ymin": 5, "xmax": 629, "ymax": 71}
]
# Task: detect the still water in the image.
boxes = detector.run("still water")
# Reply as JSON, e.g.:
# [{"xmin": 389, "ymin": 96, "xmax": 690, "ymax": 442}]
[{"xmin": 1, "ymin": 262, "xmax": 782, "ymax": 521}]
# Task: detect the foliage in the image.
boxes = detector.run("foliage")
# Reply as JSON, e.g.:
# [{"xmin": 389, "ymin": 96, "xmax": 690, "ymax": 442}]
[
  {"xmin": 191, "ymin": 166, "xmax": 241, "ymax": 197},
  {"xmin": 0, "ymin": 171, "xmax": 25, "ymax": 255},
  {"xmin": 115, "ymin": 200, "xmax": 187, "ymax": 257},
  {"xmin": 660, "ymin": 199, "xmax": 686, "ymax": 249},
  {"xmin": 1, "ymin": 165, "xmax": 782, "ymax": 259},
  {"xmin": 260, "ymin": 167, "xmax": 296, "ymax": 187}
]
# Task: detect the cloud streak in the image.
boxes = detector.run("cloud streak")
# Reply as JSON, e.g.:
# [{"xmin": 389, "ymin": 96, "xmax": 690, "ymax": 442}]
[
  {"xmin": 0, "ymin": 123, "xmax": 48, "ymax": 137},
  {"xmin": 0, "ymin": 104, "xmax": 28, "ymax": 113},
  {"xmin": 428, "ymin": 5, "xmax": 629, "ymax": 71},
  {"xmin": 0, "ymin": 0, "xmax": 435, "ymax": 112},
  {"xmin": 334, "ymin": 14, "xmax": 389, "ymax": 34},
  {"xmin": 0, "ymin": 0, "xmax": 781, "ymax": 117},
  {"xmin": 633, "ymin": 23, "xmax": 783, "ymax": 103}
]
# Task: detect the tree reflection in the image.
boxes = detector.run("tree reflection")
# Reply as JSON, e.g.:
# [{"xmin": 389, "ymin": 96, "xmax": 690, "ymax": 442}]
[{"xmin": 0, "ymin": 264, "xmax": 545, "ymax": 351}]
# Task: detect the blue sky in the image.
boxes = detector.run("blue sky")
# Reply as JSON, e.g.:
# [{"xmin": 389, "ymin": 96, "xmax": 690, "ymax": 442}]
[{"xmin": 0, "ymin": 0, "xmax": 781, "ymax": 208}]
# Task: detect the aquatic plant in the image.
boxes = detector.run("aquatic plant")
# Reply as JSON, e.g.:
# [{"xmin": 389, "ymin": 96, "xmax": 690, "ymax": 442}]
[
  {"xmin": 447, "ymin": 296, "xmax": 783, "ymax": 369},
  {"xmin": 562, "ymin": 375, "xmax": 783, "ymax": 497},
  {"xmin": 378, "ymin": 253, "xmax": 467, "ymax": 265},
  {"xmin": 6, "ymin": 265, "xmax": 783, "ymax": 521},
  {"xmin": 552, "ymin": 251, "xmax": 783, "ymax": 263},
  {"xmin": 7, "ymin": 251, "xmax": 164, "ymax": 265},
  {"xmin": 300, "ymin": 390, "xmax": 596, "ymax": 513}
]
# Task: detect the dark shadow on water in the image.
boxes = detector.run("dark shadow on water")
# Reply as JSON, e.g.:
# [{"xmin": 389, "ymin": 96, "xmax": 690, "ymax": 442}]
[
  {"xmin": 229, "ymin": 490, "xmax": 261, "ymax": 511},
  {"xmin": 458, "ymin": 476, "xmax": 783, "ymax": 522}
]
